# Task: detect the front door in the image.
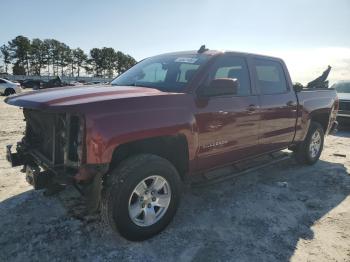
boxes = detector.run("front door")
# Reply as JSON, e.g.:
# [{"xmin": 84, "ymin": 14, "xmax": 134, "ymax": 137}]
[{"xmin": 194, "ymin": 55, "xmax": 260, "ymax": 171}]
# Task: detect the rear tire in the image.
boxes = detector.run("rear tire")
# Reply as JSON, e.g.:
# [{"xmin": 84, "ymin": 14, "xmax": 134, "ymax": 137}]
[
  {"xmin": 295, "ymin": 121, "xmax": 324, "ymax": 165},
  {"xmin": 101, "ymin": 154, "xmax": 182, "ymax": 241}
]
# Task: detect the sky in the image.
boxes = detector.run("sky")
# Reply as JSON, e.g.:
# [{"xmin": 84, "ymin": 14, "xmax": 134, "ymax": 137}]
[{"xmin": 1, "ymin": 0, "xmax": 350, "ymax": 84}]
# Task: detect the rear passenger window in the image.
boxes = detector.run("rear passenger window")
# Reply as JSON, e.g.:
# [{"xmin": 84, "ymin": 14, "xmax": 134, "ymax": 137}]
[{"xmin": 254, "ymin": 59, "xmax": 287, "ymax": 94}]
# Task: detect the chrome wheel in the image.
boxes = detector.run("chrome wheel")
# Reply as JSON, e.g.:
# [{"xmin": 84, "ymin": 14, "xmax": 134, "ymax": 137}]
[
  {"xmin": 128, "ymin": 175, "xmax": 171, "ymax": 227},
  {"xmin": 309, "ymin": 130, "xmax": 321, "ymax": 158}
]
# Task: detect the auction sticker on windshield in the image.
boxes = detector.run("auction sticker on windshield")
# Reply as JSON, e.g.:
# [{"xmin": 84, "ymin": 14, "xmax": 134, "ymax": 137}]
[{"xmin": 174, "ymin": 57, "xmax": 198, "ymax": 63}]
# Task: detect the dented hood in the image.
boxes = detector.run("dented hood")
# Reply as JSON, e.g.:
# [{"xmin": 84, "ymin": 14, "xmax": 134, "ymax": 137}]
[{"xmin": 5, "ymin": 85, "xmax": 169, "ymax": 111}]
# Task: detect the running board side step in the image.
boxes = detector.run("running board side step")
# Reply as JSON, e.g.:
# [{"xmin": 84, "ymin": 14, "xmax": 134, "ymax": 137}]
[{"xmin": 189, "ymin": 151, "xmax": 292, "ymax": 187}]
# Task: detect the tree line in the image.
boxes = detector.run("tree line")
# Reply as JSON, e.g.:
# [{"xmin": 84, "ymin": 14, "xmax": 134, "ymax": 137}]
[{"xmin": 0, "ymin": 35, "xmax": 137, "ymax": 78}]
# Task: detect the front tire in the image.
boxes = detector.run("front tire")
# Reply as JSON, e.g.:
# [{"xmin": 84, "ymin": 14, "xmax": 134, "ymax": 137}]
[
  {"xmin": 101, "ymin": 154, "xmax": 182, "ymax": 241},
  {"xmin": 295, "ymin": 121, "xmax": 324, "ymax": 165},
  {"xmin": 4, "ymin": 88, "xmax": 15, "ymax": 96}
]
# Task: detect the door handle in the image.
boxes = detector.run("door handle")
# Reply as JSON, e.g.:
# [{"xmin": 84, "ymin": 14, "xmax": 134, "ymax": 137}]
[{"xmin": 286, "ymin": 100, "xmax": 296, "ymax": 107}]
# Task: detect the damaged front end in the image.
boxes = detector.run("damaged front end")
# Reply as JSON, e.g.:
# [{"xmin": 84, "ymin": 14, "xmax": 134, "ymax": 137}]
[{"xmin": 6, "ymin": 109, "xmax": 108, "ymax": 212}]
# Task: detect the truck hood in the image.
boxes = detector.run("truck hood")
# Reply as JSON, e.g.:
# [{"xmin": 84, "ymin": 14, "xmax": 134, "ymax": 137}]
[
  {"xmin": 338, "ymin": 92, "xmax": 350, "ymax": 101},
  {"xmin": 5, "ymin": 85, "xmax": 173, "ymax": 111}
]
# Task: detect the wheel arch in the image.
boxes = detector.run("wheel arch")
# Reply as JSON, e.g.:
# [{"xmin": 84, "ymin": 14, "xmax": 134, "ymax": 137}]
[
  {"xmin": 309, "ymin": 110, "xmax": 331, "ymax": 134},
  {"xmin": 109, "ymin": 134, "xmax": 190, "ymax": 179}
]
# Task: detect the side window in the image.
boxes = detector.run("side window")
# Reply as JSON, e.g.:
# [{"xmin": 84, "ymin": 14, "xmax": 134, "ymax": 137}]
[
  {"xmin": 0, "ymin": 79, "xmax": 6, "ymax": 84},
  {"xmin": 178, "ymin": 63, "xmax": 200, "ymax": 83},
  {"xmin": 139, "ymin": 63, "xmax": 167, "ymax": 83},
  {"xmin": 202, "ymin": 55, "xmax": 251, "ymax": 96},
  {"xmin": 254, "ymin": 59, "xmax": 287, "ymax": 95}
]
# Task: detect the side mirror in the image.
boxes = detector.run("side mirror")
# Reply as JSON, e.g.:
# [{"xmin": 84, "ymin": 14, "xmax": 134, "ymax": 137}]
[{"xmin": 208, "ymin": 78, "xmax": 239, "ymax": 95}]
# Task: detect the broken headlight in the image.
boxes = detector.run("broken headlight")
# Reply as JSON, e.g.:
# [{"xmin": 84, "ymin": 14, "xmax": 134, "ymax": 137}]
[{"xmin": 67, "ymin": 115, "xmax": 85, "ymax": 165}]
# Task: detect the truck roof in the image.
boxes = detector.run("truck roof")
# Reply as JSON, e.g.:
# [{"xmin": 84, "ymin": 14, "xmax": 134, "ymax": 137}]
[{"xmin": 155, "ymin": 49, "xmax": 283, "ymax": 62}]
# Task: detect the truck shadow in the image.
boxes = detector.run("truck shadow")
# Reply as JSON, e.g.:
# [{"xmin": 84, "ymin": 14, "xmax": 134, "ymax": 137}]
[
  {"xmin": 0, "ymin": 158, "xmax": 349, "ymax": 261},
  {"xmin": 173, "ymin": 158, "xmax": 350, "ymax": 261}
]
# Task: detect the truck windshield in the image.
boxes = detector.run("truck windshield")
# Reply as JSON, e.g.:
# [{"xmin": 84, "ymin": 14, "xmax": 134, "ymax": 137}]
[
  {"xmin": 334, "ymin": 82, "xmax": 350, "ymax": 93},
  {"xmin": 111, "ymin": 54, "xmax": 210, "ymax": 92}
]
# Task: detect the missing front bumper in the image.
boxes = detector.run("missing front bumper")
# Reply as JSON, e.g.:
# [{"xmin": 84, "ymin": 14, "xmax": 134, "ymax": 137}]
[
  {"xmin": 6, "ymin": 143, "xmax": 108, "ymax": 212},
  {"xmin": 6, "ymin": 145, "xmax": 25, "ymax": 167},
  {"xmin": 25, "ymin": 165, "xmax": 53, "ymax": 190}
]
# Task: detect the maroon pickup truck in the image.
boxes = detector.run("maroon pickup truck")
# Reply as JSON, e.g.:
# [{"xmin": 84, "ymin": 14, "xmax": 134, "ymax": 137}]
[{"xmin": 5, "ymin": 49, "xmax": 338, "ymax": 240}]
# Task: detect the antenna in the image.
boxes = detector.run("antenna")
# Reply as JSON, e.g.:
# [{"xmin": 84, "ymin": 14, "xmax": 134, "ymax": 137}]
[{"xmin": 198, "ymin": 45, "xmax": 208, "ymax": 53}]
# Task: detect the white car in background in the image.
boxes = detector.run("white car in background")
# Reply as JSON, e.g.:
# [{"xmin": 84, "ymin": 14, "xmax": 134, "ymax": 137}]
[{"xmin": 0, "ymin": 78, "xmax": 22, "ymax": 96}]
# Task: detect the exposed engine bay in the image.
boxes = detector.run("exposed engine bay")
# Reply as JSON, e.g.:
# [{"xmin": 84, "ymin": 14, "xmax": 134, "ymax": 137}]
[
  {"xmin": 7, "ymin": 109, "xmax": 84, "ymax": 190},
  {"xmin": 23, "ymin": 109, "xmax": 83, "ymax": 168},
  {"xmin": 7, "ymin": 109, "xmax": 108, "ymax": 211}
]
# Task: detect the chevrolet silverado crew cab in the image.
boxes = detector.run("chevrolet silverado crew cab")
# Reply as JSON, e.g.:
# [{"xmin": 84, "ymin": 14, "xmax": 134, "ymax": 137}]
[{"xmin": 6, "ymin": 48, "xmax": 338, "ymax": 241}]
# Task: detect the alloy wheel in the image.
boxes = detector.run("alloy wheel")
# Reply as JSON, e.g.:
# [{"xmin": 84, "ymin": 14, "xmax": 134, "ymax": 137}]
[{"xmin": 128, "ymin": 175, "xmax": 171, "ymax": 227}]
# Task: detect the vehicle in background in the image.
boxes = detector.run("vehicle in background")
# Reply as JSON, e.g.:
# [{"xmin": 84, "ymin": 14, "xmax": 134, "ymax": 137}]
[
  {"xmin": 21, "ymin": 79, "xmax": 43, "ymax": 89},
  {"xmin": 69, "ymin": 81, "xmax": 84, "ymax": 86},
  {"xmin": 0, "ymin": 78, "xmax": 22, "ymax": 96},
  {"xmin": 41, "ymin": 78, "xmax": 76, "ymax": 89},
  {"xmin": 0, "ymin": 73, "xmax": 10, "ymax": 79},
  {"xmin": 83, "ymin": 81, "xmax": 103, "ymax": 85},
  {"xmin": 5, "ymin": 48, "xmax": 338, "ymax": 241},
  {"xmin": 41, "ymin": 76, "xmax": 63, "ymax": 89},
  {"xmin": 332, "ymin": 81, "xmax": 350, "ymax": 125}
]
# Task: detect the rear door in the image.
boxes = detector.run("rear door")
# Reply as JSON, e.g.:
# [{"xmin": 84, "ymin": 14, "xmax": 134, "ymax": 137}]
[
  {"xmin": 252, "ymin": 58, "xmax": 297, "ymax": 152},
  {"xmin": 194, "ymin": 54, "xmax": 260, "ymax": 170}
]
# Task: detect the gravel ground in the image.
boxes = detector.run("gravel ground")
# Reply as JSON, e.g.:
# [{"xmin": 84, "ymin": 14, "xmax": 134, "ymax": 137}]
[{"xmin": 1, "ymin": 95, "xmax": 350, "ymax": 262}]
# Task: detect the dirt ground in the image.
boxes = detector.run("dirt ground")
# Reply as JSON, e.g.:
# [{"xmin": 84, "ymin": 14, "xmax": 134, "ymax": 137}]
[{"xmin": 0, "ymin": 95, "xmax": 350, "ymax": 262}]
